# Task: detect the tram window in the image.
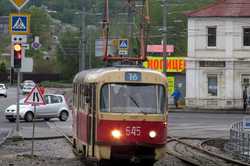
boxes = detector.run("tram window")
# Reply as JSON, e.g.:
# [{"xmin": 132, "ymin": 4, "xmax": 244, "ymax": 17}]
[
  {"xmin": 100, "ymin": 83, "xmax": 166, "ymax": 114},
  {"xmin": 100, "ymin": 84, "xmax": 110, "ymax": 112},
  {"xmin": 159, "ymin": 86, "xmax": 166, "ymax": 113}
]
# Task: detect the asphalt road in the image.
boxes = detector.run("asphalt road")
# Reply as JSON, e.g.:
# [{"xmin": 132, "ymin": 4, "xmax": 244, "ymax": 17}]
[
  {"xmin": 0, "ymin": 86, "xmax": 248, "ymax": 139},
  {"xmin": 168, "ymin": 112, "xmax": 248, "ymax": 138}
]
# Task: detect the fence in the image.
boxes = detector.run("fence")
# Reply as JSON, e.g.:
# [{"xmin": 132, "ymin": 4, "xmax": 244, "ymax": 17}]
[{"xmin": 225, "ymin": 121, "xmax": 250, "ymax": 162}]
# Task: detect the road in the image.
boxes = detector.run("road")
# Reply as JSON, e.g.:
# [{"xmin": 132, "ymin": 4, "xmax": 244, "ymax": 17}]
[
  {"xmin": 0, "ymin": 86, "xmax": 248, "ymax": 139},
  {"xmin": 168, "ymin": 112, "xmax": 246, "ymax": 138}
]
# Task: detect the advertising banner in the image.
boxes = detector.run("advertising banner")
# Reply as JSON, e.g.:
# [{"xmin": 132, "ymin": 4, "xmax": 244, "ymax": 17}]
[
  {"xmin": 167, "ymin": 77, "xmax": 175, "ymax": 95},
  {"xmin": 143, "ymin": 56, "xmax": 185, "ymax": 73}
]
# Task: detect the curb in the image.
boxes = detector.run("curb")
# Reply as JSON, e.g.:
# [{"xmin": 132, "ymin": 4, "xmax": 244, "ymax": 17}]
[{"xmin": 169, "ymin": 107, "xmax": 247, "ymax": 114}]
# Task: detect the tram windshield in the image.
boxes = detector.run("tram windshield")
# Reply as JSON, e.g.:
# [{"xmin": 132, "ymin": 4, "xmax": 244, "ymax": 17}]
[{"xmin": 100, "ymin": 83, "xmax": 166, "ymax": 114}]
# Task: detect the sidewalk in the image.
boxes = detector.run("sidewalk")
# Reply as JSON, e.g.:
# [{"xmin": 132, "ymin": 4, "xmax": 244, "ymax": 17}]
[{"xmin": 169, "ymin": 105, "xmax": 247, "ymax": 114}]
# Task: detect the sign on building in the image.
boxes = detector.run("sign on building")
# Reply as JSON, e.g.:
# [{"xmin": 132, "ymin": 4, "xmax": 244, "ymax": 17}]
[
  {"xmin": 143, "ymin": 56, "xmax": 185, "ymax": 73},
  {"xmin": 167, "ymin": 77, "xmax": 175, "ymax": 95},
  {"xmin": 147, "ymin": 45, "xmax": 174, "ymax": 53},
  {"xmin": 9, "ymin": 13, "xmax": 30, "ymax": 35}
]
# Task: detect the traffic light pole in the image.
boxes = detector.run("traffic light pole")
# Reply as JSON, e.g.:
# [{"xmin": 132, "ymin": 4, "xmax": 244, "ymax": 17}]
[
  {"xmin": 16, "ymin": 68, "xmax": 21, "ymax": 135},
  {"xmin": 12, "ymin": 44, "xmax": 23, "ymax": 139},
  {"xmin": 12, "ymin": 68, "xmax": 22, "ymax": 139}
]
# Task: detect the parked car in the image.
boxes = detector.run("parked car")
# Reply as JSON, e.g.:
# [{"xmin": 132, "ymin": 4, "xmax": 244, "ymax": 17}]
[
  {"xmin": 0, "ymin": 84, "xmax": 7, "ymax": 98},
  {"xmin": 4, "ymin": 94, "xmax": 70, "ymax": 122},
  {"xmin": 21, "ymin": 80, "xmax": 35, "ymax": 86},
  {"xmin": 22, "ymin": 84, "xmax": 35, "ymax": 94},
  {"xmin": 21, "ymin": 81, "xmax": 36, "ymax": 95}
]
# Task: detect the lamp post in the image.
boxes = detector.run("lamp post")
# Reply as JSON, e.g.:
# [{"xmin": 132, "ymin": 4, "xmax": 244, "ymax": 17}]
[{"xmin": 162, "ymin": 0, "xmax": 167, "ymax": 76}]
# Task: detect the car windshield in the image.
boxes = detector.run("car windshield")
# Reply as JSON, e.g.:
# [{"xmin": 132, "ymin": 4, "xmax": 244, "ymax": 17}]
[
  {"xmin": 0, "ymin": 84, "xmax": 4, "ymax": 89},
  {"xmin": 100, "ymin": 83, "xmax": 166, "ymax": 114}
]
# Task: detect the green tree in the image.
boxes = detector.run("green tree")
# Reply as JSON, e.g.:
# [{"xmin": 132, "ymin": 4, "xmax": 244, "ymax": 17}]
[
  {"xmin": 0, "ymin": 62, "xmax": 7, "ymax": 74},
  {"xmin": 56, "ymin": 31, "xmax": 80, "ymax": 80},
  {"xmin": 29, "ymin": 6, "xmax": 52, "ymax": 49}
]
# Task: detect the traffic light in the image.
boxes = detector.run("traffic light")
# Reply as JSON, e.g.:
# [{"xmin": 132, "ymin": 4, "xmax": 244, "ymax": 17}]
[{"xmin": 13, "ymin": 43, "xmax": 22, "ymax": 68}]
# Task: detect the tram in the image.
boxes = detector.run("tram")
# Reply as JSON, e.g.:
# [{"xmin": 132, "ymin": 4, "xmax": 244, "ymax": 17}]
[
  {"xmin": 72, "ymin": 0, "xmax": 168, "ymax": 164},
  {"xmin": 72, "ymin": 67, "xmax": 168, "ymax": 164}
]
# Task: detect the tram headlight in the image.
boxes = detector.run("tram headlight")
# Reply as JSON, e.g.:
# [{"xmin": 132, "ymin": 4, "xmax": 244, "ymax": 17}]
[
  {"xmin": 149, "ymin": 130, "xmax": 157, "ymax": 138},
  {"xmin": 111, "ymin": 129, "xmax": 122, "ymax": 139}
]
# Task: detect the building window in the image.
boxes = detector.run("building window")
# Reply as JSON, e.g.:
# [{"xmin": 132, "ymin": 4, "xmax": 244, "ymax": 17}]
[
  {"xmin": 207, "ymin": 27, "xmax": 216, "ymax": 47},
  {"xmin": 208, "ymin": 75, "xmax": 217, "ymax": 96},
  {"xmin": 243, "ymin": 28, "xmax": 250, "ymax": 46}
]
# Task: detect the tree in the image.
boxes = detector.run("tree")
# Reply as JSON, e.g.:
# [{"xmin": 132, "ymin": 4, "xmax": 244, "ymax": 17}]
[
  {"xmin": 0, "ymin": 62, "xmax": 7, "ymax": 74},
  {"xmin": 56, "ymin": 31, "xmax": 80, "ymax": 80}
]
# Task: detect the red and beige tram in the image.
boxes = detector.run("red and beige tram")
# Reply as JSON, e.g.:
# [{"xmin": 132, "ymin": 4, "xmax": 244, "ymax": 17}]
[{"xmin": 72, "ymin": 67, "xmax": 168, "ymax": 164}]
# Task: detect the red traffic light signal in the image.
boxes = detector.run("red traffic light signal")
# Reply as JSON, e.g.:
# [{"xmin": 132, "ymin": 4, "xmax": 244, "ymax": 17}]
[{"xmin": 13, "ymin": 43, "xmax": 22, "ymax": 68}]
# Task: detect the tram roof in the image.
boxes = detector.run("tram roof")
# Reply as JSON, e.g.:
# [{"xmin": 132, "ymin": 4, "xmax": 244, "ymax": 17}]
[{"xmin": 73, "ymin": 67, "xmax": 167, "ymax": 83}]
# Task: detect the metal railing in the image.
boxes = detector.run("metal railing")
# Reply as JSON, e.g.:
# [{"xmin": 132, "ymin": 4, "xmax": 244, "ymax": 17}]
[{"xmin": 225, "ymin": 121, "xmax": 250, "ymax": 162}]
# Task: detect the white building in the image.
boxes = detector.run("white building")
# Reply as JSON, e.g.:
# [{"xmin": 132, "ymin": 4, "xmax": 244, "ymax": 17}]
[{"xmin": 186, "ymin": 0, "xmax": 250, "ymax": 109}]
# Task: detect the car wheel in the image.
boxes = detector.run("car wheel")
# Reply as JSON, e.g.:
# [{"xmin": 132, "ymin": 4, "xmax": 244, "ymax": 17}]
[
  {"xmin": 44, "ymin": 118, "xmax": 50, "ymax": 121},
  {"xmin": 59, "ymin": 111, "xmax": 68, "ymax": 121},
  {"xmin": 8, "ymin": 119, "xmax": 16, "ymax": 122},
  {"xmin": 24, "ymin": 112, "xmax": 34, "ymax": 122},
  {"xmin": 4, "ymin": 95, "xmax": 7, "ymax": 98}
]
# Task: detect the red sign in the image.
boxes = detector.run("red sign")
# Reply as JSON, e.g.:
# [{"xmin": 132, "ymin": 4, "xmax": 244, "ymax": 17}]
[
  {"xmin": 147, "ymin": 45, "xmax": 174, "ymax": 53},
  {"xmin": 24, "ymin": 85, "xmax": 45, "ymax": 105}
]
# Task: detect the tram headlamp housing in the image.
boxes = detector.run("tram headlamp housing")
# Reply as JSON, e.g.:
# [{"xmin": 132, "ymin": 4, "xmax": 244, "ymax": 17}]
[
  {"xmin": 149, "ymin": 130, "xmax": 157, "ymax": 138},
  {"xmin": 111, "ymin": 129, "xmax": 122, "ymax": 139}
]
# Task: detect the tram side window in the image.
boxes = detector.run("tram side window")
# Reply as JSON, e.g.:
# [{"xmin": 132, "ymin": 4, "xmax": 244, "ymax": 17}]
[
  {"xmin": 73, "ymin": 84, "xmax": 77, "ymax": 107},
  {"xmin": 100, "ymin": 84, "xmax": 109, "ymax": 112},
  {"xmin": 159, "ymin": 86, "xmax": 166, "ymax": 113},
  {"xmin": 80, "ymin": 84, "xmax": 84, "ymax": 110}
]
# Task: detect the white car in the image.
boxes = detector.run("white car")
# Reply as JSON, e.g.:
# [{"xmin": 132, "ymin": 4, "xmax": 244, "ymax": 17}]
[
  {"xmin": 4, "ymin": 94, "xmax": 70, "ymax": 122},
  {"xmin": 0, "ymin": 84, "xmax": 7, "ymax": 98},
  {"xmin": 22, "ymin": 82, "xmax": 36, "ymax": 94}
]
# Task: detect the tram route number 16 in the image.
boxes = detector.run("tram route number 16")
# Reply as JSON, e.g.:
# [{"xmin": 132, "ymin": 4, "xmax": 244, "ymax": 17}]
[
  {"xmin": 125, "ymin": 72, "xmax": 141, "ymax": 81},
  {"xmin": 125, "ymin": 126, "xmax": 141, "ymax": 136}
]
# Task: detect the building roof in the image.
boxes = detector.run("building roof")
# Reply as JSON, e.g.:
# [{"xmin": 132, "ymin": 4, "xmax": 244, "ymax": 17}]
[{"xmin": 186, "ymin": 0, "xmax": 250, "ymax": 17}]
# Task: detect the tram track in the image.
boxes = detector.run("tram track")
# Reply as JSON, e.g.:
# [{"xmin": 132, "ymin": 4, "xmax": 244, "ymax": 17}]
[{"xmin": 167, "ymin": 136, "xmax": 250, "ymax": 166}]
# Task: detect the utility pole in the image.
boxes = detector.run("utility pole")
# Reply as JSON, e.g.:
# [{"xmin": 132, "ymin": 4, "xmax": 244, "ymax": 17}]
[
  {"xmin": 79, "ymin": 6, "xmax": 86, "ymax": 71},
  {"xmin": 128, "ymin": 0, "xmax": 135, "ymax": 57},
  {"xmin": 162, "ymin": 0, "xmax": 167, "ymax": 76}
]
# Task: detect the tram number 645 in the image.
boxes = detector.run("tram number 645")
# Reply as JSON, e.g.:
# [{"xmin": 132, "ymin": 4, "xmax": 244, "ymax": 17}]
[{"xmin": 125, "ymin": 126, "xmax": 141, "ymax": 136}]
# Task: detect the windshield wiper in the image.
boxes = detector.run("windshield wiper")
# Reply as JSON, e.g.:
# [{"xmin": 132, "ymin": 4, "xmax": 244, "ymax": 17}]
[{"xmin": 128, "ymin": 96, "xmax": 147, "ymax": 114}]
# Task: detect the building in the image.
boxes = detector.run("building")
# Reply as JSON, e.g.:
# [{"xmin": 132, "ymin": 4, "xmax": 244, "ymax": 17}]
[{"xmin": 186, "ymin": 0, "xmax": 250, "ymax": 109}]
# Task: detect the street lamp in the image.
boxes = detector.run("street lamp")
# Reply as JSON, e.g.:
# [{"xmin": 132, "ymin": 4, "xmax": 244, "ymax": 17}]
[{"xmin": 162, "ymin": 0, "xmax": 167, "ymax": 76}]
